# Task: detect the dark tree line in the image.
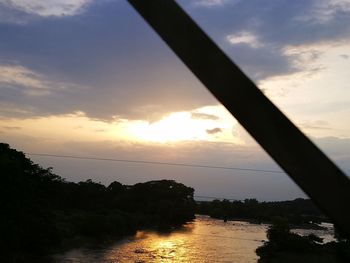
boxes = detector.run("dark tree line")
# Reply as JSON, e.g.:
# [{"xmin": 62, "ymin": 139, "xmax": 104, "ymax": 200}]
[
  {"xmin": 256, "ymin": 217, "xmax": 350, "ymax": 263},
  {"xmin": 0, "ymin": 143, "xmax": 195, "ymax": 262},
  {"xmin": 196, "ymin": 198, "xmax": 327, "ymax": 228}
]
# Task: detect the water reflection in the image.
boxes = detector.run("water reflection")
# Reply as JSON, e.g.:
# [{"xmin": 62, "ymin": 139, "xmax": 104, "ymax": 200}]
[
  {"xmin": 52, "ymin": 216, "xmax": 334, "ymax": 263},
  {"xmin": 104, "ymin": 223, "xmax": 199, "ymax": 262}
]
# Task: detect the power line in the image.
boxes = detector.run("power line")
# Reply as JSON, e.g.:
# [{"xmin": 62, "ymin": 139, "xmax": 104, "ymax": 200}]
[
  {"xmin": 127, "ymin": 0, "xmax": 350, "ymax": 237},
  {"xmin": 26, "ymin": 152, "xmax": 284, "ymax": 174}
]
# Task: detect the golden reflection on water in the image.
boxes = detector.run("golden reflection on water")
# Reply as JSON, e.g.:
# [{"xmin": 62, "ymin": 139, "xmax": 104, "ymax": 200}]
[
  {"xmin": 53, "ymin": 216, "xmax": 335, "ymax": 263},
  {"xmin": 56, "ymin": 216, "xmax": 312, "ymax": 262},
  {"xmin": 101, "ymin": 217, "xmax": 267, "ymax": 263},
  {"xmin": 104, "ymin": 228, "xmax": 195, "ymax": 262},
  {"xmin": 148, "ymin": 236, "xmax": 186, "ymax": 262}
]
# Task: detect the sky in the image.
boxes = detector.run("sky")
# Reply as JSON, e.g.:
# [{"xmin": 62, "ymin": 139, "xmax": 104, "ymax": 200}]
[{"xmin": 0, "ymin": 0, "xmax": 350, "ymax": 201}]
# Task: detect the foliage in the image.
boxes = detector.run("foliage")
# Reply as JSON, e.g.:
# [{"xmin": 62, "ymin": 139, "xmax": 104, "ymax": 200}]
[
  {"xmin": 256, "ymin": 217, "xmax": 350, "ymax": 263},
  {"xmin": 196, "ymin": 198, "xmax": 326, "ymax": 227},
  {"xmin": 0, "ymin": 143, "xmax": 195, "ymax": 262}
]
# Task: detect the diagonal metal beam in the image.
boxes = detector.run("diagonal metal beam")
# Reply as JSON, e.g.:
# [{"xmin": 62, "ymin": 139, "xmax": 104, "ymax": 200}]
[{"xmin": 127, "ymin": 0, "xmax": 350, "ymax": 236}]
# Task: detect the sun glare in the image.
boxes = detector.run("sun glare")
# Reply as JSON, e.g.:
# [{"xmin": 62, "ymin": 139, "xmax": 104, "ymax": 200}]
[
  {"xmin": 128, "ymin": 112, "xmax": 209, "ymax": 143},
  {"xmin": 0, "ymin": 106, "xmax": 241, "ymax": 145},
  {"xmin": 127, "ymin": 106, "xmax": 240, "ymax": 144}
]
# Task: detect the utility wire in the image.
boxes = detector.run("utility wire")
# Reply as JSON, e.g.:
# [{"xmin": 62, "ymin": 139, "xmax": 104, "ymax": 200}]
[
  {"xmin": 26, "ymin": 152, "xmax": 284, "ymax": 174},
  {"xmin": 26, "ymin": 152, "xmax": 277, "ymax": 201},
  {"xmin": 127, "ymin": 0, "xmax": 350, "ymax": 237}
]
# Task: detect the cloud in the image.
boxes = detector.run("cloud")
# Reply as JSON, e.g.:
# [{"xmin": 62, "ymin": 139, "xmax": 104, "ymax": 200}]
[
  {"xmin": 340, "ymin": 54, "xmax": 349, "ymax": 59},
  {"xmin": 192, "ymin": 0, "xmax": 233, "ymax": 7},
  {"xmin": 296, "ymin": 0, "xmax": 350, "ymax": 24},
  {"xmin": 299, "ymin": 120, "xmax": 331, "ymax": 130},
  {"xmin": 181, "ymin": 0, "xmax": 350, "ymax": 82},
  {"xmin": 2, "ymin": 120, "xmax": 349, "ymax": 200},
  {"xmin": 191, "ymin": 112, "xmax": 219, "ymax": 120},
  {"xmin": 0, "ymin": 65, "xmax": 53, "ymax": 96},
  {"xmin": 206, "ymin": 127, "xmax": 222, "ymax": 134},
  {"xmin": 0, "ymin": 64, "xmax": 80, "ymax": 96},
  {"xmin": 2, "ymin": 126, "xmax": 21, "ymax": 130},
  {"xmin": 2, "ymin": 0, "xmax": 92, "ymax": 17},
  {"xmin": 226, "ymin": 31, "xmax": 262, "ymax": 48},
  {"xmin": 0, "ymin": 61, "xmax": 214, "ymax": 120},
  {"xmin": 1, "ymin": 0, "xmax": 350, "ymax": 122},
  {"xmin": 0, "ymin": 0, "xmax": 218, "ymax": 121},
  {"xmin": 0, "ymin": 64, "xmax": 86, "ymax": 118},
  {"xmin": 282, "ymin": 45, "xmax": 322, "ymax": 66}
]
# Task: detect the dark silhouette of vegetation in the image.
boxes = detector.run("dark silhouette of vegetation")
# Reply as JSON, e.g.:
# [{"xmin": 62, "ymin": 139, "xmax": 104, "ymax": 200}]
[
  {"xmin": 196, "ymin": 198, "xmax": 327, "ymax": 228},
  {"xmin": 0, "ymin": 143, "xmax": 195, "ymax": 262},
  {"xmin": 256, "ymin": 217, "xmax": 350, "ymax": 262}
]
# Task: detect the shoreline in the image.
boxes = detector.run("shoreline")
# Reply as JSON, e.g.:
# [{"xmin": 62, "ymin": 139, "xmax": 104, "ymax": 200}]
[{"xmin": 198, "ymin": 214, "xmax": 328, "ymax": 230}]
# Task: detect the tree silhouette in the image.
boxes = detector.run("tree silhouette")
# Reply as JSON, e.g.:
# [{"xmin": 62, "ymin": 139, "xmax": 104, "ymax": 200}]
[{"xmin": 0, "ymin": 143, "xmax": 195, "ymax": 262}]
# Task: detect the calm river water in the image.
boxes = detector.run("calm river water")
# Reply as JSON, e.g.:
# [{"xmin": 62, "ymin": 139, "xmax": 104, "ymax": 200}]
[{"xmin": 52, "ymin": 215, "xmax": 334, "ymax": 263}]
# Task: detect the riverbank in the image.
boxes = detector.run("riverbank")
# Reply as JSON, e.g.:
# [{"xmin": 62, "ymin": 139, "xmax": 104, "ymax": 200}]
[
  {"xmin": 205, "ymin": 216, "xmax": 327, "ymax": 230},
  {"xmin": 1, "ymin": 143, "xmax": 196, "ymax": 262},
  {"xmin": 256, "ymin": 218, "xmax": 349, "ymax": 263},
  {"xmin": 196, "ymin": 198, "xmax": 329, "ymax": 230}
]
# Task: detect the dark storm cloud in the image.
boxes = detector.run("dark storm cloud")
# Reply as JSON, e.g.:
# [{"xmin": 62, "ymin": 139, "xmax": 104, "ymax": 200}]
[{"xmin": 1, "ymin": 0, "xmax": 350, "ymax": 121}]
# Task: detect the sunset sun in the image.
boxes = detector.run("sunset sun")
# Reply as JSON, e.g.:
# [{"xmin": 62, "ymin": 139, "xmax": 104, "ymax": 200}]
[
  {"xmin": 128, "ymin": 112, "xmax": 214, "ymax": 143},
  {"xmin": 127, "ymin": 106, "xmax": 239, "ymax": 143}
]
